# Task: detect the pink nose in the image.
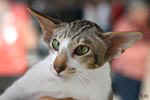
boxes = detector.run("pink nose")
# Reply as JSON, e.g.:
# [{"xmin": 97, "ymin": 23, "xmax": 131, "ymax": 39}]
[{"xmin": 53, "ymin": 53, "xmax": 67, "ymax": 74}]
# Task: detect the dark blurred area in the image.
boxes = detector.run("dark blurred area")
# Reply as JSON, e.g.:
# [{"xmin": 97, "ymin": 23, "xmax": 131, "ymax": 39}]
[{"xmin": 28, "ymin": 0, "xmax": 84, "ymax": 22}]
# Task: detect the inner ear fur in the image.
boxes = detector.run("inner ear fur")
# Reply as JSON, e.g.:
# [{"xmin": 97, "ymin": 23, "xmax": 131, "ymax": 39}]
[
  {"xmin": 103, "ymin": 32, "xmax": 143, "ymax": 61},
  {"xmin": 28, "ymin": 8, "xmax": 62, "ymax": 43}
]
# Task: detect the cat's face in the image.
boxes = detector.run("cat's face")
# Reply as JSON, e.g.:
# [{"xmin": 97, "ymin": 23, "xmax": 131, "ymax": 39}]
[
  {"xmin": 29, "ymin": 8, "xmax": 142, "ymax": 77},
  {"xmin": 48, "ymin": 21, "xmax": 107, "ymax": 76}
]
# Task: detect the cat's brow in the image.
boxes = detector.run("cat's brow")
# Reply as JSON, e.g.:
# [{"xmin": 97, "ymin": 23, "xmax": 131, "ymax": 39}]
[
  {"xmin": 55, "ymin": 20, "xmax": 106, "ymax": 47},
  {"xmin": 69, "ymin": 20, "xmax": 104, "ymax": 40},
  {"xmin": 71, "ymin": 25, "xmax": 91, "ymax": 40}
]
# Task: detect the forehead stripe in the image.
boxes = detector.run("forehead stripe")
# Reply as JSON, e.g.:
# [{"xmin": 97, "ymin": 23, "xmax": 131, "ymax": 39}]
[{"xmin": 71, "ymin": 25, "xmax": 93, "ymax": 40}]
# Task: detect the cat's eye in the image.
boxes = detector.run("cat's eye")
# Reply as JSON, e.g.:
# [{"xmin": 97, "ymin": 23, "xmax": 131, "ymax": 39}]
[
  {"xmin": 52, "ymin": 39, "xmax": 60, "ymax": 51},
  {"xmin": 74, "ymin": 45, "xmax": 89, "ymax": 56}
]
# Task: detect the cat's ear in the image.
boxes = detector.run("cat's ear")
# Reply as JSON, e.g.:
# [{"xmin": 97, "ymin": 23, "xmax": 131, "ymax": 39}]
[
  {"xmin": 28, "ymin": 8, "xmax": 62, "ymax": 42},
  {"xmin": 103, "ymin": 32, "xmax": 143, "ymax": 60}
]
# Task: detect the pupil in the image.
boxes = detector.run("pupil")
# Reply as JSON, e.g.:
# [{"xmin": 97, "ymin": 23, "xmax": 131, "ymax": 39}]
[
  {"xmin": 53, "ymin": 39, "xmax": 59, "ymax": 50},
  {"xmin": 82, "ymin": 47, "xmax": 86, "ymax": 52},
  {"xmin": 55, "ymin": 42, "xmax": 59, "ymax": 47},
  {"xmin": 75, "ymin": 45, "xmax": 89, "ymax": 56}
]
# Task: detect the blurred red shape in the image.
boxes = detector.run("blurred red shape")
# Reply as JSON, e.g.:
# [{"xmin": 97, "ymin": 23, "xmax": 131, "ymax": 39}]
[{"xmin": 0, "ymin": 2, "xmax": 30, "ymax": 76}]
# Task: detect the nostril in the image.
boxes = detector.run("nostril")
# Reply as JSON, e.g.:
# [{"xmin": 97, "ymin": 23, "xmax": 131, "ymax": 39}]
[
  {"xmin": 54, "ymin": 65, "xmax": 66, "ymax": 74},
  {"xmin": 70, "ymin": 68, "xmax": 76, "ymax": 71}
]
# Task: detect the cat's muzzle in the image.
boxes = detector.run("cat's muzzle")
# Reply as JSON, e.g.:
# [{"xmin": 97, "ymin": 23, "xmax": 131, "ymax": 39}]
[{"xmin": 53, "ymin": 52, "xmax": 76, "ymax": 75}]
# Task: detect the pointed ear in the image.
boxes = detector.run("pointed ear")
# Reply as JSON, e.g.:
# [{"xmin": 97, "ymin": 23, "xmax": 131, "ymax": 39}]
[
  {"xmin": 104, "ymin": 32, "xmax": 143, "ymax": 60},
  {"xmin": 28, "ymin": 8, "xmax": 62, "ymax": 42}
]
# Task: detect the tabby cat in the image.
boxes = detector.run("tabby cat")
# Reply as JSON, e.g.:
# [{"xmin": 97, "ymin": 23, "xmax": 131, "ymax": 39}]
[{"xmin": 0, "ymin": 9, "xmax": 142, "ymax": 100}]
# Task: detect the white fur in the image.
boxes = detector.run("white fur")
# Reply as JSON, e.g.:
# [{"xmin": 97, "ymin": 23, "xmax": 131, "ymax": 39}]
[
  {"xmin": 0, "ymin": 41, "xmax": 111, "ymax": 100},
  {"xmin": 59, "ymin": 39, "xmax": 70, "ymax": 51}
]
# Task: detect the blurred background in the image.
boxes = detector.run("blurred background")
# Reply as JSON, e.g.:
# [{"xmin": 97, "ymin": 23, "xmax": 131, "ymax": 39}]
[
  {"xmin": 0, "ymin": 0, "xmax": 150, "ymax": 100},
  {"xmin": 112, "ymin": 0, "xmax": 150, "ymax": 100}
]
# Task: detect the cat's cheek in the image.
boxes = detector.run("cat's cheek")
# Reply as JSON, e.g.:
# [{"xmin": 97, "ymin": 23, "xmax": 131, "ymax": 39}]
[{"xmin": 78, "ymin": 58, "xmax": 96, "ymax": 69}]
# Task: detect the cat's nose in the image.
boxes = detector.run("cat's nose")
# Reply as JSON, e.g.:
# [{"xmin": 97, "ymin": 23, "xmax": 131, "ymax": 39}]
[
  {"xmin": 54, "ymin": 53, "xmax": 67, "ymax": 74},
  {"xmin": 54, "ymin": 65, "xmax": 66, "ymax": 74}
]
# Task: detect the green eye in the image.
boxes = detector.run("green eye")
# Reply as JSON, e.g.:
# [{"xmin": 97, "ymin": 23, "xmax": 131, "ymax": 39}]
[
  {"xmin": 52, "ymin": 39, "xmax": 60, "ymax": 51},
  {"xmin": 74, "ymin": 45, "xmax": 89, "ymax": 56}
]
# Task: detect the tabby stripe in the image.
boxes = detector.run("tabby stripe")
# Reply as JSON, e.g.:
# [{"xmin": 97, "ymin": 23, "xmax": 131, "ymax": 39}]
[
  {"xmin": 71, "ymin": 25, "xmax": 92, "ymax": 40},
  {"xmin": 58, "ymin": 28, "xmax": 67, "ymax": 39},
  {"xmin": 63, "ymin": 30, "xmax": 68, "ymax": 38}
]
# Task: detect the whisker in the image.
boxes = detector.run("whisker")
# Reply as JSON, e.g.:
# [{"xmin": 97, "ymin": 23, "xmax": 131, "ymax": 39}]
[
  {"xmin": 77, "ymin": 75, "xmax": 88, "ymax": 88},
  {"xmin": 80, "ymin": 72, "xmax": 91, "ymax": 83}
]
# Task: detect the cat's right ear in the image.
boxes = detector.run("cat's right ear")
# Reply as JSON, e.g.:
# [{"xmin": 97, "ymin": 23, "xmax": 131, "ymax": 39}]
[
  {"xmin": 28, "ymin": 8, "xmax": 62, "ymax": 42},
  {"xmin": 103, "ymin": 32, "xmax": 143, "ymax": 61}
]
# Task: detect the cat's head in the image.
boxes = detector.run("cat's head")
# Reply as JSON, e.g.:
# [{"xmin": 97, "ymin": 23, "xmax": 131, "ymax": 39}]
[{"xmin": 28, "ymin": 9, "xmax": 142, "ymax": 77}]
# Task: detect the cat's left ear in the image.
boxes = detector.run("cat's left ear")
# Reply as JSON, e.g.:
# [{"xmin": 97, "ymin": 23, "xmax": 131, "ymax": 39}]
[
  {"xmin": 103, "ymin": 32, "xmax": 143, "ymax": 60},
  {"xmin": 28, "ymin": 8, "xmax": 62, "ymax": 42}
]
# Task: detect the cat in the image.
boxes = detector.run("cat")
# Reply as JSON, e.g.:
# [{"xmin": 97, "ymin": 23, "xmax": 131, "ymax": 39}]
[{"xmin": 0, "ymin": 8, "xmax": 142, "ymax": 100}]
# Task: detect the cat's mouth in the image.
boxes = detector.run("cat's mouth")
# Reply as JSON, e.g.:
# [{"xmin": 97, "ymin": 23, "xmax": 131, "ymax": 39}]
[{"xmin": 57, "ymin": 68, "xmax": 76, "ymax": 77}]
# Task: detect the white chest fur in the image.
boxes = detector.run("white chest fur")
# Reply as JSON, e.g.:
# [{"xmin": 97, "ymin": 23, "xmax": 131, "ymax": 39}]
[{"xmin": 0, "ymin": 55, "xmax": 111, "ymax": 100}]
